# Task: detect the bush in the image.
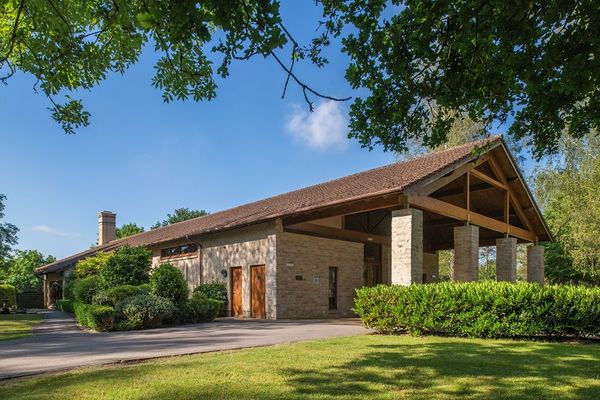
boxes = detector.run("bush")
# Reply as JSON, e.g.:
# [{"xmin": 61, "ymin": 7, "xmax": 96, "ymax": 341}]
[
  {"xmin": 56, "ymin": 299, "xmax": 73, "ymax": 313},
  {"xmin": 71, "ymin": 277, "xmax": 98, "ymax": 304},
  {"xmin": 115, "ymin": 294, "xmax": 176, "ymax": 330},
  {"xmin": 193, "ymin": 281, "xmax": 228, "ymax": 315},
  {"xmin": 353, "ymin": 282, "xmax": 600, "ymax": 338},
  {"xmin": 93, "ymin": 285, "xmax": 144, "ymax": 306},
  {"xmin": 150, "ymin": 263, "xmax": 188, "ymax": 305},
  {"xmin": 73, "ymin": 302, "xmax": 115, "ymax": 331},
  {"xmin": 185, "ymin": 292, "xmax": 223, "ymax": 323},
  {"xmin": 0, "ymin": 284, "xmax": 17, "ymax": 308},
  {"xmin": 98, "ymin": 246, "xmax": 151, "ymax": 290},
  {"xmin": 75, "ymin": 251, "xmax": 111, "ymax": 279}
]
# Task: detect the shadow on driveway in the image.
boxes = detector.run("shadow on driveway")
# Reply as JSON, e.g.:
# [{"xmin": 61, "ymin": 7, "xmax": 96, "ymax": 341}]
[{"xmin": 0, "ymin": 311, "xmax": 368, "ymax": 379}]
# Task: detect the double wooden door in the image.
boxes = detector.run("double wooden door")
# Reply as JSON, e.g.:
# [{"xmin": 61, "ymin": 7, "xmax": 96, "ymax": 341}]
[{"xmin": 230, "ymin": 265, "xmax": 266, "ymax": 319}]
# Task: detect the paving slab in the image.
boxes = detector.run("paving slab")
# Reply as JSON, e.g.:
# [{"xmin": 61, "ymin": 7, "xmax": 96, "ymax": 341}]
[{"xmin": 0, "ymin": 311, "xmax": 368, "ymax": 380}]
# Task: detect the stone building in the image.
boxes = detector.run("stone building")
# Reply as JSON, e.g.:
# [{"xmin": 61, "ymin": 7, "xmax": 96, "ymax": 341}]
[{"xmin": 36, "ymin": 137, "xmax": 551, "ymax": 319}]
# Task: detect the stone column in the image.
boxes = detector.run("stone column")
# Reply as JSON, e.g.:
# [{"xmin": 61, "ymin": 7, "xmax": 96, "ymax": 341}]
[
  {"xmin": 453, "ymin": 225, "xmax": 479, "ymax": 281},
  {"xmin": 242, "ymin": 265, "xmax": 252, "ymax": 317},
  {"xmin": 496, "ymin": 237, "xmax": 517, "ymax": 282},
  {"xmin": 391, "ymin": 208, "xmax": 423, "ymax": 285},
  {"xmin": 423, "ymin": 251, "xmax": 439, "ymax": 283},
  {"xmin": 527, "ymin": 245, "xmax": 545, "ymax": 284}
]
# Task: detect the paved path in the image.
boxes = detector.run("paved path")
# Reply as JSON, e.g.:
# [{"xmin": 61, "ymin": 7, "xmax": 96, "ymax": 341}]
[{"xmin": 0, "ymin": 311, "xmax": 368, "ymax": 380}]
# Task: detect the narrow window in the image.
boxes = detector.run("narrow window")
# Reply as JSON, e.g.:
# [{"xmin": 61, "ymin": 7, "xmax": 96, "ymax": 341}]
[{"xmin": 328, "ymin": 267, "xmax": 338, "ymax": 310}]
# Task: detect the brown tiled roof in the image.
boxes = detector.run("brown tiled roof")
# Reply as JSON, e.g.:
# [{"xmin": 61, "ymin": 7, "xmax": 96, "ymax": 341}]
[{"xmin": 37, "ymin": 137, "xmax": 502, "ymax": 274}]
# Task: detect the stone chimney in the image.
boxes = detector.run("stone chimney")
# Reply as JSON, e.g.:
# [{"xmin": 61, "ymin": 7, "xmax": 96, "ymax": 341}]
[{"xmin": 98, "ymin": 211, "xmax": 116, "ymax": 246}]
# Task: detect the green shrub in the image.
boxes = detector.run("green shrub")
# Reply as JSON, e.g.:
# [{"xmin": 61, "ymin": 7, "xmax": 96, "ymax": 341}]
[
  {"xmin": 93, "ymin": 285, "xmax": 144, "ymax": 306},
  {"xmin": 193, "ymin": 281, "xmax": 228, "ymax": 315},
  {"xmin": 353, "ymin": 282, "xmax": 600, "ymax": 338},
  {"xmin": 71, "ymin": 277, "xmax": 98, "ymax": 303},
  {"xmin": 73, "ymin": 302, "xmax": 115, "ymax": 331},
  {"xmin": 63, "ymin": 279, "xmax": 75, "ymax": 300},
  {"xmin": 115, "ymin": 294, "xmax": 176, "ymax": 330},
  {"xmin": 0, "ymin": 284, "xmax": 17, "ymax": 308},
  {"xmin": 56, "ymin": 299, "xmax": 73, "ymax": 313},
  {"xmin": 98, "ymin": 246, "xmax": 151, "ymax": 290},
  {"xmin": 75, "ymin": 251, "xmax": 111, "ymax": 278},
  {"xmin": 185, "ymin": 292, "xmax": 223, "ymax": 323},
  {"xmin": 138, "ymin": 283, "xmax": 151, "ymax": 294},
  {"xmin": 150, "ymin": 263, "xmax": 188, "ymax": 305}
]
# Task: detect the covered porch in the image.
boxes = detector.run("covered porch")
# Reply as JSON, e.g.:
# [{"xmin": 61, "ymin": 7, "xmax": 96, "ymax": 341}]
[{"xmin": 282, "ymin": 143, "xmax": 550, "ymax": 287}]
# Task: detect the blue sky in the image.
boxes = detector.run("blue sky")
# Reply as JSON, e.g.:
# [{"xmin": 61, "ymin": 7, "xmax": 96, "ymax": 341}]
[{"xmin": 0, "ymin": 3, "xmax": 540, "ymax": 259}]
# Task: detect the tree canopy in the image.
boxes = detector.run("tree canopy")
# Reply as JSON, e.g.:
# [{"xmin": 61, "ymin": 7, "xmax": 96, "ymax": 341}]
[
  {"xmin": 2, "ymin": 249, "xmax": 54, "ymax": 291},
  {"xmin": 151, "ymin": 207, "xmax": 208, "ymax": 229},
  {"xmin": 116, "ymin": 223, "xmax": 145, "ymax": 239},
  {"xmin": 0, "ymin": 194, "xmax": 18, "ymax": 264},
  {"xmin": 1, "ymin": 1, "xmax": 598, "ymax": 157},
  {"xmin": 534, "ymin": 132, "xmax": 600, "ymax": 284}
]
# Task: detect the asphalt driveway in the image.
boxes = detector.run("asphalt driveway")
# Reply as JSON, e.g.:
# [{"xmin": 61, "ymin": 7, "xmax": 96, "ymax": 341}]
[{"xmin": 0, "ymin": 311, "xmax": 368, "ymax": 380}]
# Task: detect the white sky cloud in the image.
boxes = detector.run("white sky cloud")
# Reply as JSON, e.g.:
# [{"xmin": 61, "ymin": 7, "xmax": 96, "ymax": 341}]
[
  {"xmin": 285, "ymin": 100, "xmax": 349, "ymax": 151},
  {"xmin": 31, "ymin": 225, "xmax": 78, "ymax": 237}
]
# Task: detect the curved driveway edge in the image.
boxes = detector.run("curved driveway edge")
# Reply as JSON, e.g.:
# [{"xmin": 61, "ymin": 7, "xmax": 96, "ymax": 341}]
[{"xmin": 0, "ymin": 311, "xmax": 368, "ymax": 380}]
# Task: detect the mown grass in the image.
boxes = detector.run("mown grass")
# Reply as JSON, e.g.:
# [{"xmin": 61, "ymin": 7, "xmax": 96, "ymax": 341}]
[
  {"xmin": 0, "ymin": 314, "xmax": 42, "ymax": 341},
  {"xmin": 1, "ymin": 335, "xmax": 599, "ymax": 399}
]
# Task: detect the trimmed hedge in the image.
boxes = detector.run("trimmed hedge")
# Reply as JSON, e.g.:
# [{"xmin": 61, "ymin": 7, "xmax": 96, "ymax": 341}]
[
  {"xmin": 185, "ymin": 292, "xmax": 223, "ymax": 323},
  {"xmin": 354, "ymin": 282, "xmax": 600, "ymax": 338},
  {"xmin": 73, "ymin": 302, "xmax": 115, "ymax": 331},
  {"xmin": 150, "ymin": 263, "xmax": 188, "ymax": 305},
  {"xmin": 56, "ymin": 299, "xmax": 73, "ymax": 313},
  {"xmin": 115, "ymin": 294, "xmax": 175, "ymax": 330},
  {"xmin": 93, "ymin": 285, "xmax": 145, "ymax": 307},
  {"xmin": 0, "ymin": 284, "xmax": 17, "ymax": 308},
  {"xmin": 193, "ymin": 281, "xmax": 228, "ymax": 316},
  {"xmin": 72, "ymin": 277, "xmax": 98, "ymax": 304}
]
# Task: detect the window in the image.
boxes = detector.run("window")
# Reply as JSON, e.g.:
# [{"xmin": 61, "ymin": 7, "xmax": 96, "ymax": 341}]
[
  {"xmin": 328, "ymin": 267, "xmax": 338, "ymax": 310},
  {"xmin": 160, "ymin": 243, "xmax": 198, "ymax": 259}
]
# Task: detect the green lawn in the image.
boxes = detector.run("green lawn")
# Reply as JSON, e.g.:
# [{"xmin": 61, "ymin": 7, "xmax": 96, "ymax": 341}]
[
  {"xmin": 0, "ymin": 313, "xmax": 42, "ymax": 341},
  {"xmin": 1, "ymin": 335, "xmax": 599, "ymax": 399}
]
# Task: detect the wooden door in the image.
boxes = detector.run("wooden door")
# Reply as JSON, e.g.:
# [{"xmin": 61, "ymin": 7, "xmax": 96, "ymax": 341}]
[
  {"xmin": 230, "ymin": 267, "xmax": 243, "ymax": 317},
  {"xmin": 251, "ymin": 265, "xmax": 266, "ymax": 318}
]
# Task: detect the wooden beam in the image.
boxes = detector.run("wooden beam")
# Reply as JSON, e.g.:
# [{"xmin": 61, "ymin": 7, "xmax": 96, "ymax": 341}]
[
  {"xmin": 408, "ymin": 195, "xmax": 537, "ymax": 242},
  {"xmin": 466, "ymin": 171, "xmax": 471, "ymax": 222},
  {"xmin": 282, "ymin": 194, "xmax": 402, "ymax": 226},
  {"xmin": 435, "ymin": 182, "xmax": 494, "ymax": 198},
  {"xmin": 470, "ymin": 169, "xmax": 507, "ymax": 190},
  {"xmin": 488, "ymin": 155, "xmax": 536, "ymax": 234},
  {"xmin": 406, "ymin": 154, "xmax": 490, "ymax": 196},
  {"xmin": 284, "ymin": 222, "xmax": 390, "ymax": 245}
]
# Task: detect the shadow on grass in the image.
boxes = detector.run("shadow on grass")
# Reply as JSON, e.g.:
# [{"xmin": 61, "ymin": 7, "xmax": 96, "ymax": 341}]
[
  {"xmin": 281, "ymin": 338, "xmax": 600, "ymax": 399},
  {"xmin": 2, "ymin": 336, "xmax": 600, "ymax": 400}
]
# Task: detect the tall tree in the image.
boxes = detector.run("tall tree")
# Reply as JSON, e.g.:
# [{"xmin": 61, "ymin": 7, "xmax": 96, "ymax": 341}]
[
  {"xmin": 151, "ymin": 208, "xmax": 208, "ymax": 229},
  {"xmin": 116, "ymin": 223, "xmax": 145, "ymax": 239},
  {"xmin": 534, "ymin": 132, "xmax": 600, "ymax": 284},
  {"xmin": 0, "ymin": 194, "xmax": 18, "ymax": 265},
  {"xmin": 1, "ymin": 1, "xmax": 598, "ymax": 157},
  {"xmin": 3, "ymin": 250, "xmax": 55, "ymax": 291}
]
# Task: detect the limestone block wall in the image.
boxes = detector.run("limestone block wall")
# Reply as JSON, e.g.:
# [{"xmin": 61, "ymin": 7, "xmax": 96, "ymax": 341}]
[
  {"xmin": 150, "ymin": 221, "xmax": 277, "ymax": 318},
  {"xmin": 276, "ymin": 232, "xmax": 364, "ymax": 318},
  {"xmin": 151, "ymin": 243, "xmax": 202, "ymax": 293}
]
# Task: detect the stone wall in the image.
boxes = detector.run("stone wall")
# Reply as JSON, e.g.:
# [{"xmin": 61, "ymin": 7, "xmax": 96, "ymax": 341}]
[
  {"xmin": 150, "ymin": 222, "xmax": 276, "ymax": 318},
  {"xmin": 276, "ymin": 232, "xmax": 364, "ymax": 318}
]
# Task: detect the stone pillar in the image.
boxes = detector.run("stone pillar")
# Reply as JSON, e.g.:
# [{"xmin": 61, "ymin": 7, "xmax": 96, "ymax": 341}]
[
  {"xmin": 453, "ymin": 225, "xmax": 479, "ymax": 281},
  {"xmin": 423, "ymin": 251, "xmax": 439, "ymax": 283},
  {"xmin": 527, "ymin": 245, "xmax": 545, "ymax": 284},
  {"xmin": 242, "ymin": 265, "xmax": 252, "ymax": 317},
  {"xmin": 391, "ymin": 208, "xmax": 423, "ymax": 285},
  {"xmin": 496, "ymin": 237, "xmax": 517, "ymax": 282}
]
